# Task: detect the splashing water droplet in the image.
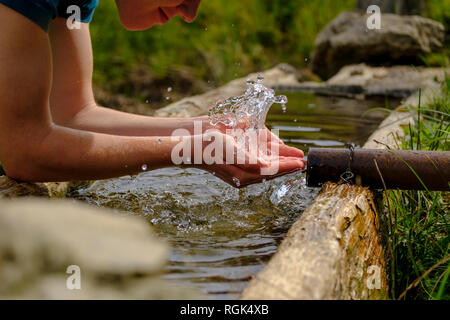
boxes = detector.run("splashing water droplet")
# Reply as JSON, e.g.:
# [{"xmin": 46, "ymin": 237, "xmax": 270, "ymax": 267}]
[
  {"xmin": 165, "ymin": 96, "xmax": 171, "ymax": 100},
  {"xmin": 141, "ymin": 164, "xmax": 147, "ymax": 171},
  {"xmin": 293, "ymin": 119, "xmax": 298, "ymax": 123},
  {"xmin": 256, "ymin": 74, "xmax": 264, "ymax": 83},
  {"xmin": 145, "ymin": 99, "xmax": 150, "ymax": 104},
  {"xmin": 167, "ymin": 87, "xmax": 172, "ymax": 92},
  {"xmin": 209, "ymin": 77, "xmax": 288, "ymax": 131},
  {"xmin": 232, "ymin": 177, "xmax": 241, "ymax": 187},
  {"xmin": 281, "ymin": 104, "xmax": 287, "ymax": 113}
]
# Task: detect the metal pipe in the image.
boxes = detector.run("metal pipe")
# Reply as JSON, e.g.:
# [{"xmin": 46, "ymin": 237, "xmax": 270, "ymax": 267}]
[{"xmin": 306, "ymin": 148, "xmax": 450, "ymax": 191}]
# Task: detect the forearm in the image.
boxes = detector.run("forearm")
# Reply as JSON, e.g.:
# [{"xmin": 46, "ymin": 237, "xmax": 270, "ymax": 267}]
[
  {"xmin": 59, "ymin": 104, "xmax": 210, "ymax": 137},
  {"xmin": 6, "ymin": 123, "xmax": 183, "ymax": 182}
]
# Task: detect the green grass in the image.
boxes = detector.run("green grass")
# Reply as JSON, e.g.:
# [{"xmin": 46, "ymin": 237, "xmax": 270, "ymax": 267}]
[
  {"xmin": 89, "ymin": 0, "xmax": 449, "ymax": 102},
  {"xmin": 384, "ymin": 76, "xmax": 450, "ymax": 300},
  {"xmin": 89, "ymin": 0, "xmax": 356, "ymax": 99}
]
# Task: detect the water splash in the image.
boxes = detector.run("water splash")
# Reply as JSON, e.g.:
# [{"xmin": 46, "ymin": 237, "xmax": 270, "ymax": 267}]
[
  {"xmin": 208, "ymin": 76, "xmax": 288, "ymax": 131},
  {"xmin": 270, "ymin": 176, "xmax": 307, "ymax": 205}
]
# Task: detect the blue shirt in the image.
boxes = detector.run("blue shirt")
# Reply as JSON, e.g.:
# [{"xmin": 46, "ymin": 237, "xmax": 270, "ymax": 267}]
[{"xmin": 0, "ymin": 0, "xmax": 99, "ymax": 32}]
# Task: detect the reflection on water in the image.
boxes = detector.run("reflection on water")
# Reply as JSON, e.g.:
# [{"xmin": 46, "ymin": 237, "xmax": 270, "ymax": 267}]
[
  {"xmin": 267, "ymin": 92, "xmax": 400, "ymax": 150},
  {"xmin": 71, "ymin": 92, "xmax": 399, "ymax": 299}
]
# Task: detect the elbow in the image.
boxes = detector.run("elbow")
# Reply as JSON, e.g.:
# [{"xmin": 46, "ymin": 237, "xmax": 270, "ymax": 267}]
[{"xmin": 2, "ymin": 153, "xmax": 43, "ymax": 183}]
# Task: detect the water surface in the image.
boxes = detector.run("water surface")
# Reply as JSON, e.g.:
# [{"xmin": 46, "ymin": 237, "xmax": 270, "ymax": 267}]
[{"xmin": 71, "ymin": 92, "xmax": 399, "ymax": 299}]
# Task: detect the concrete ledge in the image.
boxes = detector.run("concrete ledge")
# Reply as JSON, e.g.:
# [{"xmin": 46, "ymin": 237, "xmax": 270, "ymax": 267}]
[{"xmin": 241, "ymin": 182, "xmax": 388, "ymax": 300}]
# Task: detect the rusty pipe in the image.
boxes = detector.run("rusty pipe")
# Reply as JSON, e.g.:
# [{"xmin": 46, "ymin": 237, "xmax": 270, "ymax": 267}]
[{"xmin": 306, "ymin": 148, "xmax": 450, "ymax": 191}]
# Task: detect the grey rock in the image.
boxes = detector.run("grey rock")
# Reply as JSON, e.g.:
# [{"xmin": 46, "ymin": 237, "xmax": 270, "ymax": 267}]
[
  {"xmin": 278, "ymin": 64, "xmax": 447, "ymax": 99},
  {"xmin": 0, "ymin": 198, "xmax": 201, "ymax": 299},
  {"xmin": 312, "ymin": 11, "xmax": 445, "ymax": 80}
]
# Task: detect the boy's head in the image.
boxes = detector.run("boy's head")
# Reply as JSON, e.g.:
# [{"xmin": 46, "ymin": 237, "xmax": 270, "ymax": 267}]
[{"xmin": 116, "ymin": 0, "xmax": 202, "ymax": 30}]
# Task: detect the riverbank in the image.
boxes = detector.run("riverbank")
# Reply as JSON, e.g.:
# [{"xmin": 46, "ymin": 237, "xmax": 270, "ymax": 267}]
[{"xmin": 385, "ymin": 77, "xmax": 449, "ymax": 300}]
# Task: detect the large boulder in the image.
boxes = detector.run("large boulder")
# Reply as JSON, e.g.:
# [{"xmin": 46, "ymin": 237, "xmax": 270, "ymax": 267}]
[
  {"xmin": 311, "ymin": 11, "xmax": 445, "ymax": 80},
  {"xmin": 0, "ymin": 198, "xmax": 201, "ymax": 299}
]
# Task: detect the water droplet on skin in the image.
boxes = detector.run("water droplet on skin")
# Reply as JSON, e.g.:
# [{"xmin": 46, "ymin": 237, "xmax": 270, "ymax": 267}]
[
  {"xmin": 232, "ymin": 177, "xmax": 240, "ymax": 187},
  {"xmin": 158, "ymin": 138, "xmax": 162, "ymax": 144},
  {"xmin": 167, "ymin": 87, "xmax": 172, "ymax": 92},
  {"xmin": 141, "ymin": 164, "xmax": 147, "ymax": 171}
]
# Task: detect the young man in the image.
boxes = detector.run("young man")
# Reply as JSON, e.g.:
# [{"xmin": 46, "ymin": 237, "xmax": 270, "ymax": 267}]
[{"xmin": 0, "ymin": 0, "xmax": 304, "ymax": 187}]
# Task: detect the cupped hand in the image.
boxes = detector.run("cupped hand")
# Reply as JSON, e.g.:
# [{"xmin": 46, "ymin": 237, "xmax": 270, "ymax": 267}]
[{"xmin": 186, "ymin": 128, "xmax": 305, "ymax": 188}]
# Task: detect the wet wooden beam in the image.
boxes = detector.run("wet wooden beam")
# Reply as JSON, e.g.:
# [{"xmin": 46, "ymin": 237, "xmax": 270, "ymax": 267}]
[{"xmin": 241, "ymin": 182, "xmax": 388, "ymax": 300}]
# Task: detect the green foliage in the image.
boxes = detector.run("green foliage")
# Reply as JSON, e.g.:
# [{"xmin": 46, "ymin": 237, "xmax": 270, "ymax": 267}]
[
  {"xmin": 385, "ymin": 78, "xmax": 450, "ymax": 300},
  {"xmin": 89, "ymin": 0, "xmax": 356, "ymax": 93},
  {"xmin": 421, "ymin": 0, "xmax": 450, "ymax": 67}
]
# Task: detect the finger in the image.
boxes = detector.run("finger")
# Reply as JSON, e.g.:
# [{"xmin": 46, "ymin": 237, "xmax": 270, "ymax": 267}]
[
  {"xmin": 276, "ymin": 144, "xmax": 304, "ymax": 158},
  {"xmin": 277, "ymin": 156, "xmax": 305, "ymax": 172}
]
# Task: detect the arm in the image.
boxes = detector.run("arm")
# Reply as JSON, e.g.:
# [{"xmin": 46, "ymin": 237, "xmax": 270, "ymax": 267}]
[
  {"xmin": 48, "ymin": 18, "xmax": 209, "ymax": 137},
  {"xmin": 0, "ymin": 5, "xmax": 303, "ymax": 185},
  {"xmin": 0, "ymin": 5, "xmax": 181, "ymax": 182}
]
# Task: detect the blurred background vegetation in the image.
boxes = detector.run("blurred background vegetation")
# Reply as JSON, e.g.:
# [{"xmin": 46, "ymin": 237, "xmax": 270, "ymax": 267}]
[{"xmin": 89, "ymin": 0, "xmax": 449, "ymax": 104}]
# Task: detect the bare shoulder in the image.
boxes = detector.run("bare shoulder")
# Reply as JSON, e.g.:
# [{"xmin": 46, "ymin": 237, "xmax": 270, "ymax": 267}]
[{"xmin": 0, "ymin": 3, "xmax": 48, "ymax": 50}]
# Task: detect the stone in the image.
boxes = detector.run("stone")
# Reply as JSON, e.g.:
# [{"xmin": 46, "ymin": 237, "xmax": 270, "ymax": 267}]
[
  {"xmin": 0, "ymin": 198, "xmax": 201, "ymax": 299},
  {"xmin": 0, "ymin": 176, "xmax": 49, "ymax": 198},
  {"xmin": 278, "ymin": 64, "xmax": 447, "ymax": 99},
  {"xmin": 311, "ymin": 11, "xmax": 445, "ymax": 80},
  {"xmin": 0, "ymin": 175, "xmax": 90, "ymax": 199},
  {"xmin": 363, "ymin": 87, "xmax": 435, "ymax": 150},
  {"xmin": 240, "ymin": 183, "xmax": 388, "ymax": 300}
]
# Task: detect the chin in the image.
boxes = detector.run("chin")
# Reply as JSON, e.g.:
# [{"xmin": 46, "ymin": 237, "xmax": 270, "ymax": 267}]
[{"xmin": 119, "ymin": 13, "xmax": 165, "ymax": 31}]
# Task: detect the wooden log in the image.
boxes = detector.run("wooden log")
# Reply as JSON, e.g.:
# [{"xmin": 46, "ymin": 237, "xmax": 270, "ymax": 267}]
[{"xmin": 241, "ymin": 182, "xmax": 388, "ymax": 300}]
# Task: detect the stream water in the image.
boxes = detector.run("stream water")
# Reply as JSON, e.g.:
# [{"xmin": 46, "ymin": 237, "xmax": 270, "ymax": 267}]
[{"xmin": 70, "ymin": 90, "xmax": 400, "ymax": 299}]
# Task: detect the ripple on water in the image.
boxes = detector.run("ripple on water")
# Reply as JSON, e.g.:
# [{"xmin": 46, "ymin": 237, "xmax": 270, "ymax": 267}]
[{"xmin": 71, "ymin": 168, "xmax": 318, "ymax": 299}]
